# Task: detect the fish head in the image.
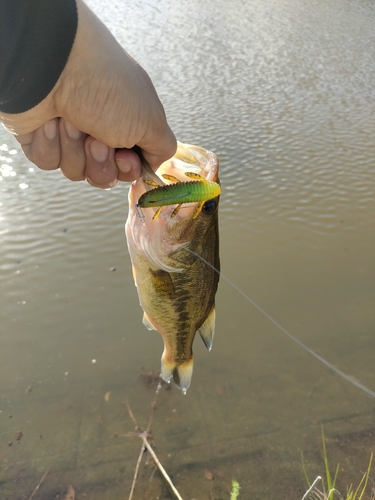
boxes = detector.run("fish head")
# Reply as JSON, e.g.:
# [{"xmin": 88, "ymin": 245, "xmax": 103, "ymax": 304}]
[{"xmin": 126, "ymin": 142, "xmax": 220, "ymax": 273}]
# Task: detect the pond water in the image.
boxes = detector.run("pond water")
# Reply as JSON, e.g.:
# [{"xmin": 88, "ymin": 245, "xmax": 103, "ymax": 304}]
[{"xmin": 1, "ymin": 0, "xmax": 374, "ymax": 498}]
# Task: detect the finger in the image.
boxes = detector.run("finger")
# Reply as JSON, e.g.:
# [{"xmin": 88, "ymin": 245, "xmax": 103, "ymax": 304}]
[
  {"xmin": 84, "ymin": 137, "xmax": 118, "ymax": 188},
  {"xmin": 140, "ymin": 126, "xmax": 177, "ymax": 172},
  {"xmin": 115, "ymin": 149, "xmax": 142, "ymax": 182},
  {"xmin": 58, "ymin": 119, "xmax": 87, "ymax": 181},
  {"xmin": 21, "ymin": 119, "xmax": 61, "ymax": 170},
  {"xmin": 13, "ymin": 132, "xmax": 34, "ymax": 147}
]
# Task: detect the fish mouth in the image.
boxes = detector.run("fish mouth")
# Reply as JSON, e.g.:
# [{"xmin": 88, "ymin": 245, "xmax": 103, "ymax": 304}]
[
  {"xmin": 155, "ymin": 141, "xmax": 219, "ymax": 183},
  {"xmin": 128, "ymin": 141, "xmax": 219, "ymax": 220}
]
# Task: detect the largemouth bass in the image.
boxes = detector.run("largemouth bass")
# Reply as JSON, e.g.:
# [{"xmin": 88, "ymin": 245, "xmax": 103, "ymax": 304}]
[{"xmin": 125, "ymin": 142, "xmax": 220, "ymax": 392}]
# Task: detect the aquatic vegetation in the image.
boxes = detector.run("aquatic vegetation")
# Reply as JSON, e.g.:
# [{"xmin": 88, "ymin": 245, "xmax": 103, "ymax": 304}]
[
  {"xmin": 230, "ymin": 480, "xmax": 241, "ymax": 500},
  {"xmin": 302, "ymin": 429, "xmax": 374, "ymax": 500}
]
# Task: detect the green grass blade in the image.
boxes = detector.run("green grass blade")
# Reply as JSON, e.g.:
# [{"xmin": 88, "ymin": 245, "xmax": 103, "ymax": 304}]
[
  {"xmin": 230, "ymin": 480, "xmax": 241, "ymax": 500},
  {"xmin": 355, "ymin": 451, "xmax": 373, "ymax": 500},
  {"xmin": 301, "ymin": 451, "xmax": 312, "ymax": 487}
]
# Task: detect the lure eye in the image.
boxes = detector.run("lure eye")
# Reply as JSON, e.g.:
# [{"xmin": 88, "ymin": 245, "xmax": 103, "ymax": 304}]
[{"xmin": 201, "ymin": 198, "xmax": 217, "ymax": 215}]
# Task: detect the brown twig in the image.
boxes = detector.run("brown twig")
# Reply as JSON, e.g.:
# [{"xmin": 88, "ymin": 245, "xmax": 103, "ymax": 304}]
[
  {"xmin": 126, "ymin": 399, "xmax": 140, "ymax": 430},
  {"xmin": 127, "ymin": 381, "xmax": 184, "ymax": 500},
  {"xmin": 141, "ymin": 435, "xmax": 183, "ymax": 500},
  {"xmin": 27, "ymin": 467, "xmax": 50, "ymax": 500},
  {"xmin": 128, "ymin": 443, "xmax": 147, "ymax": 500}
]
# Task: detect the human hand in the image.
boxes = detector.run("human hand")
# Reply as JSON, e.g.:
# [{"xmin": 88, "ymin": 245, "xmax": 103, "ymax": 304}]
[{"xmin": 0, "ymin": 0, "xmax": 176, "ymax": 188}]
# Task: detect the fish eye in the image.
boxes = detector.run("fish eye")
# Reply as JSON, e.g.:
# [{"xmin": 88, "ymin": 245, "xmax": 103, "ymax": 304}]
[{"xmin": 201, "ymin": 198, "xmax": 217, "ymax": 215}]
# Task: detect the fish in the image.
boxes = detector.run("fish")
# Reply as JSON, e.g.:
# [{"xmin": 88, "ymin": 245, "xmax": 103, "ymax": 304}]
[{"xmin": 125, "ymin": 142, "xmax": 220, "ymax": 392}]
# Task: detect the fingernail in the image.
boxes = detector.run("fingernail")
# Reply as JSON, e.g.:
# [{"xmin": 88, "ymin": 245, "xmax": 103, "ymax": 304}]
[
  {"xmin": 116, "ymin": 157, "xmax": 132, "ymax": 174},
  {"xmin": 64, "ymin": 121, "xmax": 81, "ymax": 140},
  {"xmin": 90, "ymin": 140, "xmax": 109, "ymax": 162},
  {"xmin": 86, "ymin": 177, "xmax": 117, "ymax": 189},
  {"xmin": 44, "ymin": 120, "xmax": 57, "ymax": 140}
]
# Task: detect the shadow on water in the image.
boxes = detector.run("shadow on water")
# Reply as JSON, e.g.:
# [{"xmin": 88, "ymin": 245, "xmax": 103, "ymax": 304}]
[{"xmin": 1, "ymin": 0, "xmax": 375, "ymax": 498}]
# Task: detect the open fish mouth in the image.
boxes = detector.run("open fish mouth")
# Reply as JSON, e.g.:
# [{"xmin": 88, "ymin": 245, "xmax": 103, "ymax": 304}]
[{"xmin": 129, "ymin": 142, "xmax": 220, "ymax": 224}]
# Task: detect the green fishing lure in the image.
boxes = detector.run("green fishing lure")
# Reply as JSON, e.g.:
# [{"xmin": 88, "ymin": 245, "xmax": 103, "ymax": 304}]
[
  {"xmin": 136, "ymin": 172, "xmax": 221, "ymax": 220},
  {"xmin": 138, "ymin": 180, "xmax": 220, "ymax": 207}
]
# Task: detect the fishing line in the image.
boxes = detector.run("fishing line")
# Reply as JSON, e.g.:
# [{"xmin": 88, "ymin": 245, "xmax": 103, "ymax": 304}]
[{"xmin": 186, "ymin": 248, "xmax": 375, "ymax": 400}]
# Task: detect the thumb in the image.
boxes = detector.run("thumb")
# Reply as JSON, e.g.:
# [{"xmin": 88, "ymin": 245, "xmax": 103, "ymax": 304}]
[{"xmin": 139, "ymin": 128, "xmax": 177, "ymax": 172}]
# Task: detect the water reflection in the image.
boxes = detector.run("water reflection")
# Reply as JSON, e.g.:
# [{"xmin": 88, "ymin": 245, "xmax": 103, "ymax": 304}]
[{"xmin": 0, "ymin": 0, "xmax": 374, "ymax": 498}]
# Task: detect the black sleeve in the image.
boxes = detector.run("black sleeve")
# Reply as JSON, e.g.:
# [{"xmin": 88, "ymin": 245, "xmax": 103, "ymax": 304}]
[{"xmin": 0, "ymin": 0, "xmax": 78, "ymax": 114}]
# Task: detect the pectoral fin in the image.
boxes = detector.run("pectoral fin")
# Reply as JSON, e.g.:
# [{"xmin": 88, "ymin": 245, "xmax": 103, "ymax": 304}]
[
  {"xmin": 150, "ymin": 268, "xmax": 175, "ymax": 299},
  {"xmin": 198, "ymin": 307, "xmax": 216, "ymax": 351},
  {"xmin": 142, "ymin": 312, "xmax": 157, "ymax": 331}
]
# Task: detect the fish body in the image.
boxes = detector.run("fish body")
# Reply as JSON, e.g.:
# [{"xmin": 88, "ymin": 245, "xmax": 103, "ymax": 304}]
[{"xmin": 125, "ymin": 142, "xmax": 220, "ymax": 391}]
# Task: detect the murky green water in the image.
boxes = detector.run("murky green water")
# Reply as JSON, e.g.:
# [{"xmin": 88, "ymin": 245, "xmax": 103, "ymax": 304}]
[{"xmin": 1, "ymin": 0, "xmax": 375, "ymax": 498}]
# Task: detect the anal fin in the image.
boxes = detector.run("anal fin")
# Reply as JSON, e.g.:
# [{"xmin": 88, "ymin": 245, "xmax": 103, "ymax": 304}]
[{"xmin": 198, "ymin": 307, "xmax": 216, "ymax": 351}]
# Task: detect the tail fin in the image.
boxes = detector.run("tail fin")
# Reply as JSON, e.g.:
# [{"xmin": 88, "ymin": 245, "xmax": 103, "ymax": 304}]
[{"xmin": 161, "ymin": 353, "xmax": 194, "ymax": 393}]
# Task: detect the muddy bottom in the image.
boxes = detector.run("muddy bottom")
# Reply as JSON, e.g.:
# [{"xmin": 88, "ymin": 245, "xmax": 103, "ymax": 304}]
[{"xmin": 1, "ymin": 365, "xmax": 374, "ymax": 500}]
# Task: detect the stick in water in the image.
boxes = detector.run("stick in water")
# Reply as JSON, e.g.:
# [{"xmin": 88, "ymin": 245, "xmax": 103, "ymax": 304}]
[{"xmin": 127, "ymin": 384, "xmax": 184, "ymax": 500}]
